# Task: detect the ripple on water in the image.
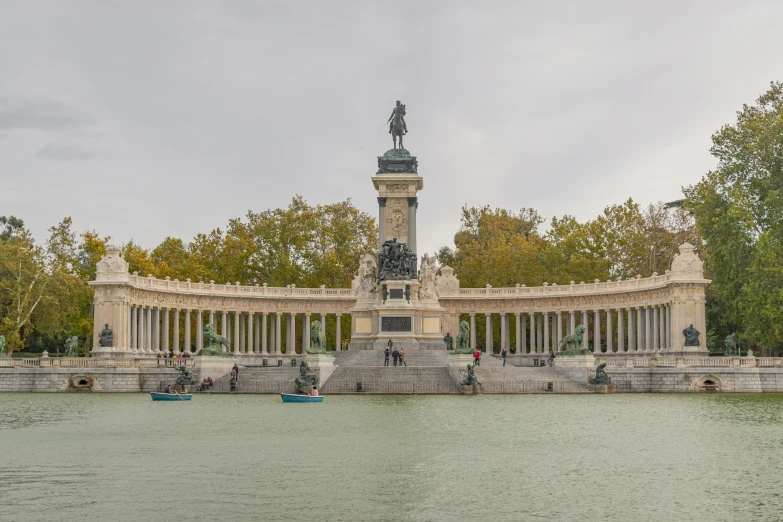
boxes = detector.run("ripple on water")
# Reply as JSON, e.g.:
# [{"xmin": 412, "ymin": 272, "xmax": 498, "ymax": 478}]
[{"xmin": 0, "ymin": 393, "xmax": 782, "ymax": 522}]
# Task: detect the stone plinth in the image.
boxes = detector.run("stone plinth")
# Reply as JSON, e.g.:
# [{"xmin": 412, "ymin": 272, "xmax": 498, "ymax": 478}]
[
  {"xmin": 306, "ymin": 353, "xmax": 336, "ymax": 384},
  {"xmin": 553, "ymin": 354, "xmax": 595, "ymax": 368},
  {"xmin": 193, "ymin": 356, "xmax": 236, "ymax": 381},
  {"xmin": 90, "ymin": 346, "xmax": 129, "ymax": 359},
  {"xmin": 461, "ymin": 384, "xmax": 482, "ymax": 395},
  {"xmin": 594, "ymin": 384, "xmax": 617, "ymax": 394},
  {"xmin": 449, "ymin": 353, "xmax": 475, "ymax": 366}
]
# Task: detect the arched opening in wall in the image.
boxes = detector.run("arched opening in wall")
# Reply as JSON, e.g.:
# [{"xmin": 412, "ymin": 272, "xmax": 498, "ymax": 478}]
[
  {"xmin": 695, "ymin": 374, "xmax": 722, "ymax": 392},
  {"xmin": 68, "ymin": 374, "xmax": 94, "ymax": 392}
]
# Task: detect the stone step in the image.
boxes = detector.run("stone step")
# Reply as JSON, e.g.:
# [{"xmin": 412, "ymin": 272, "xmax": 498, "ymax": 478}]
[{"xmin": 321, "ymin": 366, "xmax": 462, "ymax": 394}]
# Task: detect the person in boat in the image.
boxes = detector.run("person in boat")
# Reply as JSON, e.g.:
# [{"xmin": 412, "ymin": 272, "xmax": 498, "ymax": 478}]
[
  {"xmin": 164, "ymin": 384, "xmax": 173, "ymax": 394},
  {"xmin": 310, "ymin": 386, "xmax": 319, "ymax": 397}
]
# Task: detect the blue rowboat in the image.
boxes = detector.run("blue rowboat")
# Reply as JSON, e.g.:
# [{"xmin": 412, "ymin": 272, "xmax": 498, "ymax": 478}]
[
  {"xmin": 281, "ymin": 393, "xmax": 323, "ymax": 403},
  {"xmin": 151, "ymin": 392, "xmax": 192, "ymax": 401}
]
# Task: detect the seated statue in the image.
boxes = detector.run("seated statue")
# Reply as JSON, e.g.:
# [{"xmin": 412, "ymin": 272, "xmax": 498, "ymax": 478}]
[
  {"xmin": 294, "ymin": 360, "xmax": 319, "ymax": 389},
  {"xmin": 306, "ymin": 320, "xmax": 326, "ymax": 354},
  {"xmin": 175, "ymin": 365, "xmax": 193, "ymax": 390},
  {"xmin": 98, "ymin": 324, "xmax": 113, "ymax": 347},
  {"xmin": 200, "ymin": 324, "xmax": 232, "ymax": 357},
  {"xmin": 683, "ymin": 324, "xmax": 700, "ymax": 347},
  {"xmin": 589, "ymin": 363, "xmax": 612, "ymax": 385},
  {"xmin": 461, "ymin": 363, "xmax": 481, "ymax": 386},
  {"xmin": 453, "ymin": 321, "xmax": 472, "ymax": 354}
]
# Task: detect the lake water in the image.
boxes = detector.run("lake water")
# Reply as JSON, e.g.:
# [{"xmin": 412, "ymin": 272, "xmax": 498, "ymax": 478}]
[{"xmin": 1, "ymin": 393, "xmax": 782, "ymax": 521}]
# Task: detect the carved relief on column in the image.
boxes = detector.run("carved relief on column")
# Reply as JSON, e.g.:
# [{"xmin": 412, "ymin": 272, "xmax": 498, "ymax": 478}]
[{"xmin": 386, "ymin": 198, "xmax": 409, "ymax": 244}]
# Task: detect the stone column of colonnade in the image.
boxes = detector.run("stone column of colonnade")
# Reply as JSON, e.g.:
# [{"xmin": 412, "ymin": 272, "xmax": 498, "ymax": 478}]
[{"xmin": 469, "ymin": 304, "xmax": 675, "ymax": 358}]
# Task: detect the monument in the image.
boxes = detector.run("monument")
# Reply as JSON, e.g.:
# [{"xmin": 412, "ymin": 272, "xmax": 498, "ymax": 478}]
[{"xmin": 349, "ymin": 101, "xmax": 447, "ymax": 350}]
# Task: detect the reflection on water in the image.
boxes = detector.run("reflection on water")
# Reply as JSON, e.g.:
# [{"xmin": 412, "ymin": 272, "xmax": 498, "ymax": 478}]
[{"xmin": 1, "ymin": 393, "xmax": 782, "ymax": 521}]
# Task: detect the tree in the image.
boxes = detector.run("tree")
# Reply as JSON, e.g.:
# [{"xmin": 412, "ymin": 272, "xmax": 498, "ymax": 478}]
[{"xmin": 684, "ymin": 81, "xmax": 783, "ymax": 351}]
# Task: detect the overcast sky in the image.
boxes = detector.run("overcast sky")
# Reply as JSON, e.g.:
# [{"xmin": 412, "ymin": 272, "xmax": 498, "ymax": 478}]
[{"xmin": 1, "ymin": 0, "xmax": 781, "ymax": 259}]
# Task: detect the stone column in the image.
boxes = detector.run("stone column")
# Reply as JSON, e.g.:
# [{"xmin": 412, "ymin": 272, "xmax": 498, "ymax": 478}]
[
  {"xmin": 636, "ymin": 307, "xmax": 644, "ymax": 352},
  {"xmin": 646, "ymin": 307, "xmax": 653, "ymax": 352},
  {"xmin": 144, "ymin": 307, "xmax": 152, "ymax": 353},
  {"xmin": 606, "ymin": 310, "xmax": 612, "ymax": 354},
  {"xmin": 617, "ymin": 309, "xmax": 624, "ymax": 353},
  {"xmin": 261, "ymin": 313, "xmax": 268, "ymax": 354},
  {"xmin": 184, "ymin": 310, "xmax": 191, "ymax": 354},
  {"xmin": 162, "ymin": 308, "xmax": 169, "ymax": 353},
  {"xmin": 130, "ymin": 306, "xmax": 137, "ymax": 352},
  {"xmin": 543, "ymin": 313, "xmax": 550, "ymax": 354},
  {"xmin": 593, "ymin": 310, "xmax": 600, "ymax": 353},
  {"xmin": 173, "ymin": 309, "xmax": 180, "ymax": 353},
  {"xmin": 239, "ymin": 313, "xmax": 245, "ymax": 353},
  {"xmin": 408, "ymin": 197, "xmax": 417, "ymax": 253},
  {"xmin": 530, "ymin": 312, "xmax": 538, "ymax": 353},
  {"xmin": 268, "ymin": 313, "xmax": 275, "ymax": 354},
  {"xmin": 320, "ymin": 313, "xmax": 326, "ymax": 338},
  {"xmin": 665, "ymin": 305, "xmax": 671, "ymax": 350},
  {"xmin": 138, "ymin": 306, "xmax": 145, "ymax": 352},
  {"xmin": 652, "ymin": 306, "xmax": 659, "ymax": 351},
  {"xmin": 336, "ymin": 314, "xmax": 342, "ymax": 351},
  {"xmin": 209, "ymin": 311, "xmax": 215, "ymax": 326},
  {"xmin": 569, "ymin": 311, "xmax": 576, "ymax": 336},
  {"xmin": 196, "ymin": 310, "xmax": 203, "ymax": 353},
  {"xmin": 499, "ymin": 313, "xmax": 506, "ymax": 352},
  {"xmin": 248, "ymin": 312, "xmax": 255, "ymax": 354},
  {"xmin": 485, "ymin": 314, "xmax": 492, "ymax": 353},
  {"xmin": 275, "ymin": 313, "xmax": 282, "ymax": 354},
  {"xmin": 254, "ymin": 313, "xmax": 260, "ymax": 354},
  {"xmin": 304, "ymin": 313, "xmax": 311, "ymax": 352},
  {"xmin": 288, "ymin": 313, "xmax": 296, "ymax": 354},
  {"xmin": 628, "ymin": 308, "xmax": 635, "ymax": 352},
  {"xmin": 378, "ymin": 197, "xmax": 386, "ymax": 249},
  {"xmin": 556, "ymin": 312, "xmax": 563, "ymax": 352},
  {"xmin": 580, "ymin": 311, "xmax": 588, "ymax": 350},
  {"xmin": 152, "ymin": 308, "xmax": 159, "ymax": 353},
  {"xmin": 658, "ymin": 305, "xmax": 665, "ymax": 350},
  {"xmin": 221, "ymin": 312, "xmax": 228, "ymax": 339},
  {"xmin": 515, "ymin": 313, "xmax": 521, "ymax": 354},
  {"xmin": 234, "ymin": 312, "xmax": 240, "ymax": 355},
  {"xmin": 470, "ymin": 314, "xmax": 476, "ymax": 350}
]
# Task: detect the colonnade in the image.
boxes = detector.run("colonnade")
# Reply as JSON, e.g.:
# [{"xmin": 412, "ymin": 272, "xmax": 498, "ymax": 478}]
[
  {"xmin": 127, "ymin": 307, "xmax": 343, "ymax": 355},
  {"xmin": 464, "ymin": 304, "xmax": 672, "ymax": 354}
]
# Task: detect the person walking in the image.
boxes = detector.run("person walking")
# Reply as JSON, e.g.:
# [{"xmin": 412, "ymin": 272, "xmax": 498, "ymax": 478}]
[
  {"xmin": 473, "ymin": 349, "xmax": 481, "ymax": 366},
  {"xmin": 501, "ymin": 348, "xmax": 508, "ymax": 367},
  {"xmin": 384, "ymin": 346, "xmax": 390, "ymax": 367},
  {"xmin": 547, "ymin": 351, "xmax": 555, "ymax": 367},
  {"xmin": 392, "ymin": 347, "xmax": 400, "ymax": 367},
  {"xmin": 399, "ymin": 347, "xmax": 407, "ymax": 367}
]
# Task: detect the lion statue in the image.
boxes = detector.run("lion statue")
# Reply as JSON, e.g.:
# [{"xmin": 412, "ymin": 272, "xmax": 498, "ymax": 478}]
[
  {"xmin": 559, "ymin": 325, "xmax": 586, "ymax": 355},
  {"xmin": 199, "ymin": 324, "xmax": 231, "ymax": 357},
  {"xmin": 306, "ymin": 320, "xmax": 326, "ymax": 354},
  {"xmin": 453, "ymin": 320, "xmax": 472, "ymax": 354},
  {"xmin": 63, "ymin": 336, "xmax": 79, "ymax": 357}
]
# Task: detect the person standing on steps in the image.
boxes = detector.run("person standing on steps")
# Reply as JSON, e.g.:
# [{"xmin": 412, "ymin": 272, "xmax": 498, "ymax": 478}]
[
  {"xmin": 547, "ymin": 351, "xmax": 555, "ymax": 367},
  {"xmin": 501, "ymin": 348, "xmax": 507, "ymax": 367},
  {"xmin": 384, "ymin": 345, "xmax": 390, "ymax": 367},
  {"xmin": 399, "ymin": 347, "xmax": 407, "ymax": 366},
  {"xmin": 392, "ymin": 347, "xmax": 400, "ymax": 367},
  {"xmin": 473, "ymin": 349, "xmax": 481, "ymax": 366}
]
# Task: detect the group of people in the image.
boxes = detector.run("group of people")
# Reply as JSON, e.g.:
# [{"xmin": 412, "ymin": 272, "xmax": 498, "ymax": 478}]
[
  {"xmin": 383, "ymin": 339, "xmax": 407, "ymax": 367},
  {"xmin": 198, "ymin": 377, "xmax": 214, "ymax": 391},
  {"xmin": 157, "ymin": 351, "xmax": 190, "ymax": 366}
]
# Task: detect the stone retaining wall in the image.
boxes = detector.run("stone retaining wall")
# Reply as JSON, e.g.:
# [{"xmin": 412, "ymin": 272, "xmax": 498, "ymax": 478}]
[{"xmin": 0, "ymin": 367, "xmax": 179, "ymax": 392}]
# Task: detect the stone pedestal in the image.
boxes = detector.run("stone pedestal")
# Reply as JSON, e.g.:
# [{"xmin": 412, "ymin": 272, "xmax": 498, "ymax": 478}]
[
  {"xmin": 594, "ymin": 384, "xmax": 617, "ymax": 394},
  {"xmin": 449, "ymin": 353, "xmax": 476, "ymax": 367},
  {"xmin": 553, "ymin": 353, "xmax": 595, "ymax": 368},
  {"xmin": 91, "ymin": 346, "xmax": 130, "ymax": 359},
  {"xmin": 193, "ymin": 355, "xmax": 236, "ymax": 381},
  {"xmin": 461, "ymin": 384, "xmax": 482, "ymax": 395},
  {"xmin": 306, "ymin": 353, "xmax": 336, "ymax": 384}
]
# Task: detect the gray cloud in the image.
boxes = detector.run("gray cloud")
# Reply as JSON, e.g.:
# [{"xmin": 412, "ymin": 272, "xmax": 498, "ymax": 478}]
[
  {"xmin": 36, "ymin": 141, "xmax": 95, "ymax": 161},
  {"xmin": 0, "ymin": 0, "xmax": 781, "ymax": 260},
  {"xmin": 0, "ymin": 97, "xmax": 91, "ymax": 132}
]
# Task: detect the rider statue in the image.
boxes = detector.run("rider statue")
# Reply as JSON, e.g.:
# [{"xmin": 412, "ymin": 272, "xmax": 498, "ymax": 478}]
[{"xmin": 388, "ymin": 100, "xmax": 408, "ymax": 135}]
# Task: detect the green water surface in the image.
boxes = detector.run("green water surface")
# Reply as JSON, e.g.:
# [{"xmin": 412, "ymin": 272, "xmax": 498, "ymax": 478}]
[{"xmin": 1, "ymin": 393, "xmax": 782, "ymax": 521}]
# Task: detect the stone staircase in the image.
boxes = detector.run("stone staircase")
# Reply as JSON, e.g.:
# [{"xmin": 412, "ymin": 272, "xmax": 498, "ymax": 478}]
[
  {"xmin": 320, "ymin": 366, "xmax": 462, "ymax": 394},
  {"xmin": 325, "ymin": 349, "xmax": 593, "ymax": 394}
]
